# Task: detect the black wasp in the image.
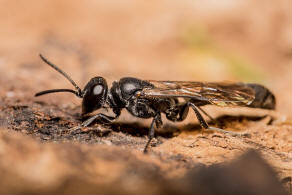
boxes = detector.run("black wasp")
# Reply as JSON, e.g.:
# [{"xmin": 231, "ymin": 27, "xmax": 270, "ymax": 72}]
[{"xmin": 35, "ymin": 55, "xmax": 276, "ymax": 153}]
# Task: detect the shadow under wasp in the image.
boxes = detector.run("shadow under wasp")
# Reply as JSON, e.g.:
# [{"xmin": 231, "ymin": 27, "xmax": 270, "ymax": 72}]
[{"xmin": 35, "ymin": 55, "xmax": 276, "ymax": 153}]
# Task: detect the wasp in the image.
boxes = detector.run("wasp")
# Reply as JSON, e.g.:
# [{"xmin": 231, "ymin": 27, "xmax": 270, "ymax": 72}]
[{"xmin": 35, "ymin": 55, "xmax": 276, "ymax": 153}]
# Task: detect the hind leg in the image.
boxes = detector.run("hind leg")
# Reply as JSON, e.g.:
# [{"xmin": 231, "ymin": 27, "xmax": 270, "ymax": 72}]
[
  {"xmin": 166, "ymin": 102, "xmax": 243, "ymax": 136},
  {"xmin": 165, "ymin": 103, "xmax": 189, "ymax": 122},
  {"xmin": 197, "ymin": 106, "xmax": 215, "ymax": 122},
  {"xmin": 188, "ymin": 102, "xmax": 244, "ymax": 136}
]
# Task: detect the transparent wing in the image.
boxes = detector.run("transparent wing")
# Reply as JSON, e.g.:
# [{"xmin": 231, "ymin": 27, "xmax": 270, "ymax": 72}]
[{"xmin": 137, "ymin": 81, "xmax": 255, "ymax": 107}]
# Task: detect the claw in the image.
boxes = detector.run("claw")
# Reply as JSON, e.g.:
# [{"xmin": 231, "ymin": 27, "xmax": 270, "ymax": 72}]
[{"xmin": 69, "ymin": 125, "xmax": 83, "ymax": 135}]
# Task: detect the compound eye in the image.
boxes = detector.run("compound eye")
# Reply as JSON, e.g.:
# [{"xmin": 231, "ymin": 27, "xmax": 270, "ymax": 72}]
[{"xmin": 93, "ymin": 85, "xmax": 103, "ymax": 95}]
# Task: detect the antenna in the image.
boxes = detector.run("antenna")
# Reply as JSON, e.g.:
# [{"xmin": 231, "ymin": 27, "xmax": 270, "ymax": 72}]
[{"xmin": 35, "ymin": 54, "xmax": 83, "ymax": 98}]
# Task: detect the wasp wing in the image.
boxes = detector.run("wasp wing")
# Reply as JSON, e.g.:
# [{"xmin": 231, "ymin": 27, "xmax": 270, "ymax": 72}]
[{"xmin": 137, "ymin": 81, "xmax": 255, "ymax": 107}]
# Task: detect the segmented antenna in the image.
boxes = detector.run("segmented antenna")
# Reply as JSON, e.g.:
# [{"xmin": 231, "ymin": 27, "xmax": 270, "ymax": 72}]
[
  {"xmin": 38, "ymin": 54, "xmax": 83, "ymax": 97},
  {"xmin": 35, "ymin": 89, "xmax": 80, "ymax": 97}
]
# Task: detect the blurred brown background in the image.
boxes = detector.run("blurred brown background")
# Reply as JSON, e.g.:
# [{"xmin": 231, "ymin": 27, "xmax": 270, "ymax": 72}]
[
  {"xmin": 0, "ymin": 1, "xmax": 291, "ymax": 194},
  {"xmin": 1, "ymin": 0, "xmax": 292, "ymax": 114}
]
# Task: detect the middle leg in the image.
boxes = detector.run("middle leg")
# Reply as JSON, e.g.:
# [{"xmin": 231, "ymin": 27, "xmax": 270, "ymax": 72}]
[{"xmin": 144, "ymin": 113, "xmax": 162, "ymax": 153}]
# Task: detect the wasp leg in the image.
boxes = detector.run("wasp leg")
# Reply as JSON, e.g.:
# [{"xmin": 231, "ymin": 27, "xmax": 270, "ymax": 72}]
[
  {"xmin": 197, "ymin": 106, "xmax": 215, "ymax": 122},
  {"xmin": 82, "ymin": 113, "xmax": 116, "ymax": 126},
  {"xmin": 188, "ymin": 102, "xmax": 242, "ymax": 137},
  {"xmin": 165, "ymin": 103, "xmax": 189, "ymax": 122},
  {"xmin": 70, "ymin": 113, "xmax": 117, "ymax": 133},
  {"xmin": 144, "ymin": 113, "xmax": 162, "ymax": 153},
  {"xmin": 188, "ymin": 102, "xmax": 208, "ymax": 129}
]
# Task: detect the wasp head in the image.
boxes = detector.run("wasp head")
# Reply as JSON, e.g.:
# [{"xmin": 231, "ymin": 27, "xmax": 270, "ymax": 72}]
[
  {"xmin": 35, "ymin": 55, "xmax": 109, "ymax": 117},
  {"xmin": 82, "ymin": 77, "xmax": 108, "ymax": 116}
]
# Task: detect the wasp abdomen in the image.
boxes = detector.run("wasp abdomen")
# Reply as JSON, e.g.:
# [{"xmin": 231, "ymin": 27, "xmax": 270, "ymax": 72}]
[{"xmin": 247, "ymin": 83, "xmax": 276, "ymax": 110}]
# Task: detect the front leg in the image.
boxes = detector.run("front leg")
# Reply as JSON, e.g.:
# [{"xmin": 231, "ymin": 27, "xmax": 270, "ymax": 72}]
[
  {"xmin": 70, "ymin": 113, "xmax": 118, "ymax": 133},
  {"xmin": 81, "ymin": 113, "xmax": 117, "ymax": 127}
]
